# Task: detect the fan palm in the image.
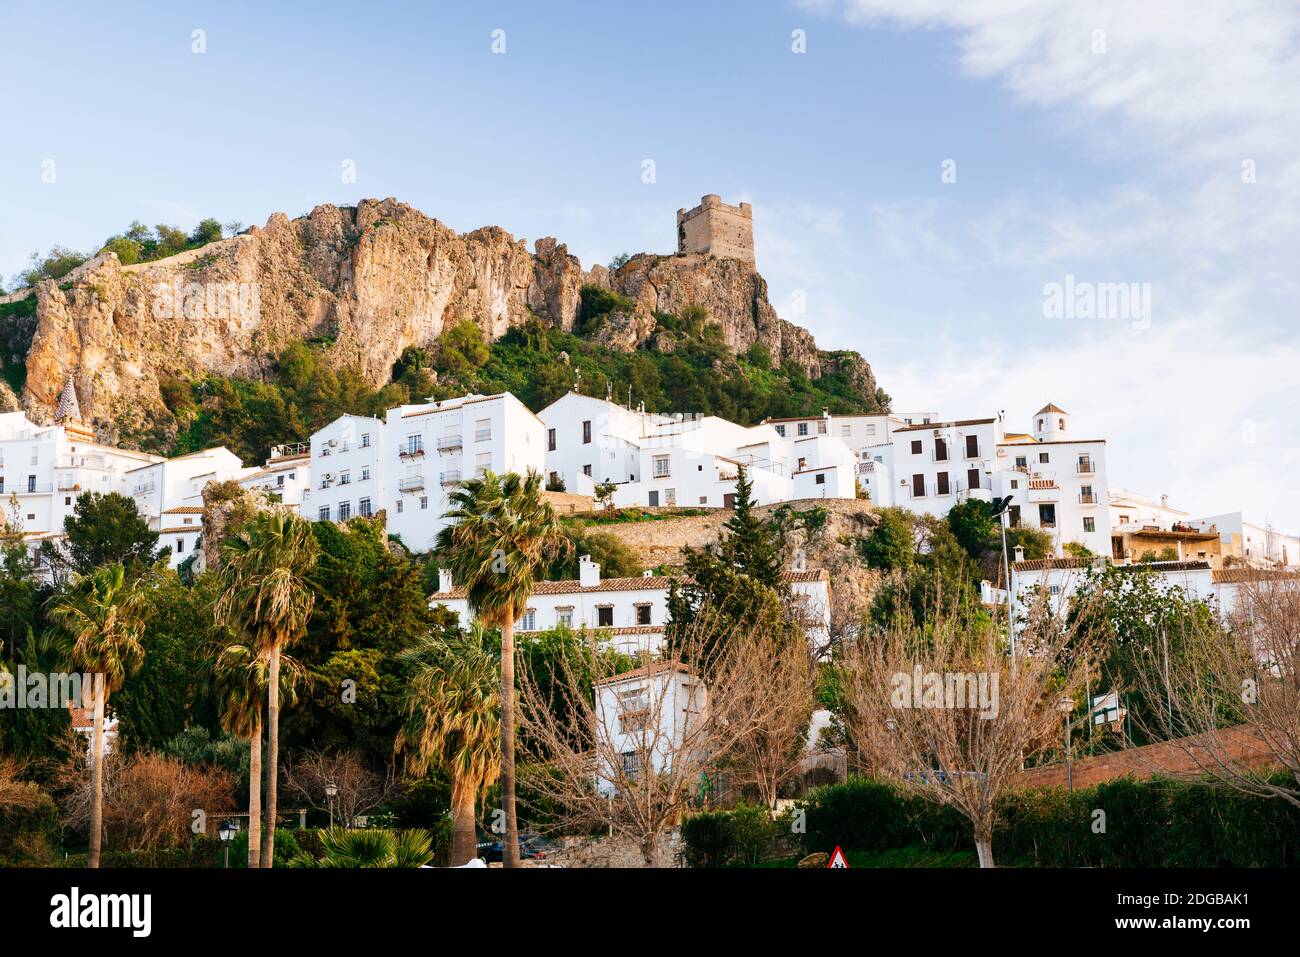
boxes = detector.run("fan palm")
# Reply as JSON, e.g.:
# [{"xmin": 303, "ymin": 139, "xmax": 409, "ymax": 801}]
[
  {"xmin": 214, "ymin": 511, "xmax": 318, "ymax": 867},
  {"xmin": 397, "ymin": 623, "xmax": 500, "ymax": 865},
  {"xmin": 292, "ymin": 828, "xmax": 434, "ymax": 868},
  {"xmin": 435, "ymin": 469, "xmax": 567, "ymax": 867},
  {"xmin": 213, "ymin": 640, "xmax": 307, "ymax": 867},
  {"xmin": 48, "ymin": 563, "xmax": 150, "ymax": 868}
]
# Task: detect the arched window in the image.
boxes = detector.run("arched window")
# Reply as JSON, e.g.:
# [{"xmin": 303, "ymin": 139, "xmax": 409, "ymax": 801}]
[
  {"xmin": 1059, "ymin": 417, "xmax": 1065, "ymax": 431},
  {"xmin": 1037, "ymin": 418, "xmax": 1044, "ymax": 431}
]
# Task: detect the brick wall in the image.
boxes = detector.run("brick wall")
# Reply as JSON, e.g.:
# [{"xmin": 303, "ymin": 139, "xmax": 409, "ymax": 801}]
[{"xmin": 1013, "ymin": 724, "xmax": 1279, "ymax": 790}]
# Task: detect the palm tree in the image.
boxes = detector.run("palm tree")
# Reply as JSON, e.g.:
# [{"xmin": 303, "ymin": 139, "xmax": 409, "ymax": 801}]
[
  {"xmin": 213, "ymin": 641, "xmax": 307, "ymax": 868},
  {"xmin": 289, "ymin": 828, "xmax": 434, "ymax": 868},
  {"xmin": 397, "ymin": 624, "xmax": 500, "ymax": 865},
  {"xmin": 214, "ymin": 511, "xmax": 318, "ymax": 867},
  {"xmin": 48, "ymin": 563, "xmax": 150, "ymax": 868},
  {"xmin": 435, "ymin": 470, "xmax": 567, "ymax": 867}
]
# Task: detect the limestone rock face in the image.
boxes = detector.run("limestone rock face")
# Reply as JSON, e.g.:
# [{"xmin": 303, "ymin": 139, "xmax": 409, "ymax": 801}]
[
  {"xmin": 0, "ymin": 379, "xmax": 19, "ymax": 413},
  {"xmin": 16, "ymin": 198, "xmax": 880, "ymax": 431}
]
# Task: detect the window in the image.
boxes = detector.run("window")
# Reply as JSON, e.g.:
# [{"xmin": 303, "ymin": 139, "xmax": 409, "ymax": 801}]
[
  {"xmin": 817, "ymin": 420, "xmax": 827, "ymax": 435},
  {"xmin": 396, "ymin": 500, "xmax": 403, "ymax": 513},
  {"xmin": 866, "ymin": 424, "xmax": 877, "ymax": 436},
  {"xmin": 597, "ymin": 606, "xmax": 614, "ymax": 627},
  {"xmin": 699, "ymin": 496, "xmax": 707, "ymax": 505},
  {"xmin": 0, "ymin": 479, "xmax": 4, "ymax": 493},
  {"xmin": 318, "ymin": 506, "xmax": 331, "ymax": 522},
  {"xmin": 547, "ymin": 428, "xmax": 556, "ymax": 451},
  {"xmin": 841, "ymin": 424, "xmax": 852, "ymax": 437},
  {"xmin": 65, "ymin": 496, "xmax": 71, "ymax": 505},
  {"xmin": 475, "ymin": 452, "xmax": 491, "ymax": 477},
  {"xmin": 1049, "ymin": 584, "xmax": 1062, "ymax": 596},
  {"xmin": 910, "ymin": 440, "xmax": 922, "ymax": 455},
  {"xmin": 815, "ymin": 473, "xmax": 826, "ymax": 485},
  {"xmin": 276, "ymin": 474, "xmax": 286, "ymax": 487},
  {"xmin": 475, "ymin": 419, "xmax": 491, "ymax": 442},
  {"xmin": 420, "ymin": 496, "xmax": 428, "ymax": 510},
  {"xmin": 556, "ymin": 606, "xmax": 574, "ymax": 627},
  {"xmin": 338, "ymin": 501, "xmax": 351, "ymax": 520},
  {"xmin": 582, "ymin": 420, "xmax": 591, "ymax": 444},
  {"xmin": 1011, "ymin": 479, "xmax": 1019, "ymax": 489},
  {"xmin": 620, "ymin": 751, "xmax": 643, "ymax": 775},
  {"xmin": 1078, "ymin": 454, "xmax": 1093, "ymax": 474},
  {"xmin": 775, "ymin": 424, "xmax": 786, "ymax": 437},
  {"xmin": 935, "ymin": 438, "xmax": 948, "ymax": 461},
  {"xmin": 936, "ymin": 472, "xmax": 950, "ymax": 495},
  {"xmin": 406, "ymin": 434, "xmax": 423, "ymax": 454},
  {"xmin": 582, "ymin": 464, "xmax": 592, "ymax": 477},
  {"xmin": 797, "ymin": 457, "xmax": 807, "ymax": 470},
  {"xmin": 1038, "ymin": 503, "xmax": 1057, "ymax": 528},
  {"xmin": 653, "ymin": 455, "xmax": 670, "ymax": 478},
  {"xmin": 797, "ymin": 422, "xmax": 809, "ymax": 437},
  {"xmin": 965, "ymin": 435, "xmax": 979, "ymax": 458},
  {"xmin": 664, "ymin": 488, "xmax": 676, "ymax": 505},
  {"xmin": 359, "ymin": 497, "xmax": 372, "ymax": 517},
  {"xmin": 1083, "ymin": 517, "xmax": 1096, "ymax": 533},
  {"xmin": 175, "ymin": 537, "xmax": 185, "ymax": 554},
  {"xmin": 519, "ymin": 609, "xmax": 536, "ymax": 631},
  {"xmin": 967, "ymin": 468, "xmax": 981, "ymax": 492},
  {"xmin": 1039, "ymin": 452, "xmax": 1050, "ymax": 464},
  {"xmin": 911, "ymin": 473, "xmax": 925, "ymax": 497},
  {"xmin": 361, "ymin": 433, "xmax": 370, "ymax": 448},
  {"xmin": 1081, "ymin": 484, "xmax": 1094, "ymax": 502},
  {"xmin": 636, "ymin": 604, "xmax": 652, "ymax": 625},
  {"xmin": 27, "ymin": 475, "xmax": 36, "ymax": 492},
  {"xmin": 339, "ymin": 470, "xmax": 351, "ymax": 485},
  {"xmin": 1015, "ymin": 456, "xmax": 1028, "ymax": 470}
]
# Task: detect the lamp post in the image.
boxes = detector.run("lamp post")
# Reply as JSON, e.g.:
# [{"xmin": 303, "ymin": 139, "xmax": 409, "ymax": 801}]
[
  {"xmin": 218, "ymin": 819, "xmax": 238, "ymax": 869},
  {"xmin": 990, "ymin": 494, "xmax": 1016, "ymax": 658},
  {"xmin": 325, "ymin": 782, "xmax": 338, "ymax": 829},
  {"xmin": 1059, "ymin": 696, "xmax": 1075, "ymax": 792}
]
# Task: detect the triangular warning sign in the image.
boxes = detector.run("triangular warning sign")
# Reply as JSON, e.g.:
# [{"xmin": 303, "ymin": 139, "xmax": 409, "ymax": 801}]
[{"xmin": 827, "ymin": 846, "xmax": 849, "ymax": 868}]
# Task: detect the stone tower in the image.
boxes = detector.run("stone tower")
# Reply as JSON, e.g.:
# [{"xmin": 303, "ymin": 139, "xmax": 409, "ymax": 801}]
[{"xmin": 676, "ymin": 194, "xmax": 755, "ymax": 266}]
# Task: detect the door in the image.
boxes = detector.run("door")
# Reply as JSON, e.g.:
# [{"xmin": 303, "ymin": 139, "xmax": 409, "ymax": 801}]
[
  {"xmin": 723, "ymin": 492, "xmax": 736, "ymax": 508},
  {"xmin": 648, "ymin": 490, "xmax": 659, "ymax": 507},
  {"xmin": 967, "ymin": 468, "xmax": 981, "ymax": 492}
]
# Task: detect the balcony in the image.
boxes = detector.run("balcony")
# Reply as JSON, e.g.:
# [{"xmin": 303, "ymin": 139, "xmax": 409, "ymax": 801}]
[
  {"xmin": 132, "ymin": 482, "xmax": 156, "ymax": 497},
  {"xmin": 437, "ymin": 434, "xmax": 463, "ymax": 452},
  {"xmin": 398, "ymin": 445, "xmax": 425, "ymax": 460},
  {"xmin": 1078, "ymin": 493, "xmax": 1098, "ymax": 505},
  {"xmin": 1076, "ymin": 462, "xmax": 1096, "ymax": 475},
  {"xmin": 439, "ymin": 470, "xmax": 462, "ymax": 487},
  {"xmin": 474, "ymin": 429, "xmax": 492, "ymax": 443},
  {"xmin": 399, "ymin": 475, "xmax": 426, "ymax": 493}
]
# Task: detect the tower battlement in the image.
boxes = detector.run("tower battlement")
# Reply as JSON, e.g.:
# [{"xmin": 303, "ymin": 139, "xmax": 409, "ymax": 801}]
[{"xmin": 676, "ymin": 194, "xmax": 754, "ymax": 266}]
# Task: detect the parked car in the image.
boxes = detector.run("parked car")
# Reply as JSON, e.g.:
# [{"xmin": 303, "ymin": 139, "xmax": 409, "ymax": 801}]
[{"xmin": 476, "ymin": 833, "xmax": 553, "ymax": 863}]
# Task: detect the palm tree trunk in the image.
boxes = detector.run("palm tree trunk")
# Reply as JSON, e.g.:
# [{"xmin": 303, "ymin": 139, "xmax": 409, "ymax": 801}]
[
  {"xmin": 261, "ymin": 644, "xmax": 281, "ymax": 867},
  {"xmin": 449, "ymin": 776, "xmax": 478, "ymax": 866},
  {"xmin": 87, "ymin": 677, "xmax": 106, "ymax": 869},
  {"xmin": 247, "ymin": 715, "xmax": 262, "ymax": 868},
  {"xmin": 500, "ymin": 617, "xmax": 521, "ymax": 868}
]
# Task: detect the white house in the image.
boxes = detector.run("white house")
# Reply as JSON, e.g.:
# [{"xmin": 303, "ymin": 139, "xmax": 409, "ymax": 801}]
[
  {"xmin": 539, "ymin": 391, "xmax": 858, "ymax": 509},
  {"xmin": 305, "ymin": 393, "xmax": 546, "ymax": 552},
  {"xmin": 127, "ymin": 446, "xmax": 253, "ymax": 567},
  {"xmin": 429, "ymin": 559, "xmax": 831, "ymax": 655},
  {"xmin": 1190, "ymin": 512, "xmax": 1299, "ymax": 568},
  {"xmin": 1005, "ymin": 556, "xmax": 1215, "ymax": 627},
  {"xmin": 237, "ymin": 444, "xmax": 312, "ymax": 512},
  {"xmin": 593, "ymin": 663, "xmax": 707, "ymax": 795},
  {"xmin": 862, "ymin": 402, "xmax": 1112, "ymax": 557}
]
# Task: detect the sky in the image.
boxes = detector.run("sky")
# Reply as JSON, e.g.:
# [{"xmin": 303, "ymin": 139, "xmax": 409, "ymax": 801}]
[{"xmin": 2, "ymin": 0, "xmax": 1297, "ymax": 529}]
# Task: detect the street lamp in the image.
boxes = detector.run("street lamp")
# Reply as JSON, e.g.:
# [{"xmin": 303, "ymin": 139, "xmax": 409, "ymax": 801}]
[
  {"xmin": 1059, "ymin": 696, "xmax": 1075, "ymax": 793},
  {"xmin": 990, "ymin": 494, "xmax": 1016, "ymax": 658},
  {"xmin": 218, "ymin": 819, "xmax": 238, "ymax": 868},
  {"xmin": 325, "ymin": 782, "xmax": 339, "ymax": 829}
]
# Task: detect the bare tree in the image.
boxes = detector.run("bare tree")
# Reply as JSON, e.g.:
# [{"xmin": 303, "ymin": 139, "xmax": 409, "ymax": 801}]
[
  {"xmin": 516, "ymin": 610, "xmax": 793, "ymax": 866},
  {"xmin": 836, "ymin": 583, "xmax": 1097, "ymax": 867},
  {"xmin": 1127, "ymin": 576, "xmax": 1300, "ymax": 807},
  {"xmin": 281, "ymin": 749, "xmax": 394, "ymax": 827},
  {"xmin": 720, "ymin": 628, "xmax": 818, "ymax": 808}
]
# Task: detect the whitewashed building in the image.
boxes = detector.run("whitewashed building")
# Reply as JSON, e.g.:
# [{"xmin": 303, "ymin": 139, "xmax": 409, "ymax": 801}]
[
  {"xmin": 306, "ymin": 393, "xmax": 546, "ymax": 552},
  {"xmin": 237, "ymin": 444, "xmax": 312, "ymax": 512},
  {"xmin": 1005, "ymin": 556, "xmax": 1215, "ymax": 627},
  {"xmin": 594, "ymin": 663, "xmax": 706, "ymax": 796},
  {"xmin": 861, "ymin": 402, "xmax": 1112, "ymax": 557},
  {"xmin": 539, "ymin": 392, "xmax": 858, "ymax": 509},
  {"xmin": 1190, "ymin": 512, "xmax": 1299, "ymax": 568},
  {"xmin": 430, "ymin": 560, "xmax": 831, "ymax": 655}
]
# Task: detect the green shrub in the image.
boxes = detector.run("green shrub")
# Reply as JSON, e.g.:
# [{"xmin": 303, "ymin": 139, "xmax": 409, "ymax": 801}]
[
  {"xmin": 680, "ymin": 804, "xmax": 778, "ymax": 868},
  {"xmin": 0, "ymin": 787, "xmax": 60, "ymax": 867}
]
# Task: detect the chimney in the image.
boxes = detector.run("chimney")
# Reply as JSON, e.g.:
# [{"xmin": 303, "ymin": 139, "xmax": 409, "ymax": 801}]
[
  {"xmin": 1013, "ymin": 545, "xmax": 1025, "ymax": 564},
  {"xmin": 579, "ymin": 554, "xmax": 601, "ymax": 588},
  {"xmin": 438, "ymin": 569, "xmax": 453, "ymax": 594}
]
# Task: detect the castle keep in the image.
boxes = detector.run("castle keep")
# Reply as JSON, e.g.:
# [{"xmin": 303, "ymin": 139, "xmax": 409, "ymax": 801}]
[{"xmin": 676, "ymin": 194, "xmax": 755, "ymax": 265}]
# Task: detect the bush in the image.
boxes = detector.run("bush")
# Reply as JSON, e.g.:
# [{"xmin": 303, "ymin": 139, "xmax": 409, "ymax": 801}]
[
  {"xmin": 680, "ymin": 804, "xmax": 779, "ymax": 868},
  {"xmin": 0, "ymin": 787, "xmax": 60, "ymax": 867}
]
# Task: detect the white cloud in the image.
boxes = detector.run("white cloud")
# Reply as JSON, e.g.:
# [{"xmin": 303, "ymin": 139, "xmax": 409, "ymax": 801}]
[{"xmin": 801, "ymin": 0, "xmax": 1300, "ymax": 529}]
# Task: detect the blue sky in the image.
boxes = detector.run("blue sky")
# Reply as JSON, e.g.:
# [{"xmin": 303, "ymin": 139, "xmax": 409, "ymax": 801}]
[{"xmin": 2, "ymin": 0, "xmax": 1297, "ymax": 530}]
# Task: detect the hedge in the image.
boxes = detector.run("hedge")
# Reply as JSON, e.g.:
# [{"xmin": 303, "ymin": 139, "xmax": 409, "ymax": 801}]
[{"xmin": 681, "ymin": 775, "xmax": 1300, "ymax": 867}]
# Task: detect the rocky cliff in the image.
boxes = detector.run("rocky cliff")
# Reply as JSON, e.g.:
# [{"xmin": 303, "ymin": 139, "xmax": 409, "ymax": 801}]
[{"xmin": 11, "ymin": 198, "xmax": 880, "ymax": 435}]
